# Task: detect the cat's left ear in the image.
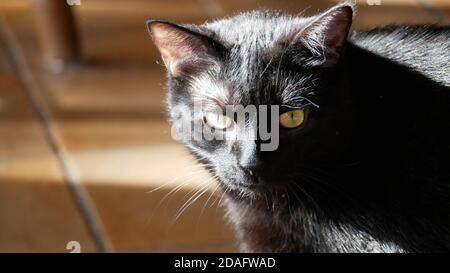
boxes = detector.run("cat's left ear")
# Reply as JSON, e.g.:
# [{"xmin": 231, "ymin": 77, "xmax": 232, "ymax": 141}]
[
  {"xmin": 147, "ymin": 20, "xmax": 222, "ymax": 76},
  {"xmin": 290, "ymin": 3, "xmax": 354, "ymax": 67}
]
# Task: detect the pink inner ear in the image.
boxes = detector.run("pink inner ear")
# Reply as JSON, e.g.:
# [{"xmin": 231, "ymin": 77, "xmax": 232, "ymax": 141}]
[
  {"xmin": 149, "ymin": 22, "xmax": 210, "ymax": 75},
  {"xmin": 322, "ymin": 6, "xmax": 353, "ymax": 50}
]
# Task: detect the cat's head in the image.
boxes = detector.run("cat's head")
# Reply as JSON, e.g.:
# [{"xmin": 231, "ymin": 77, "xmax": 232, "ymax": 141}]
[{"xmin": 147, "ymin": 3, "xmax": 355, "ymax": 201}]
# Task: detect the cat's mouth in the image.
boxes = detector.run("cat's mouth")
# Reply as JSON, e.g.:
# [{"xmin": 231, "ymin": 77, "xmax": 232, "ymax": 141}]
[
  {"xmin": 218, "ymin": 175, "xmax": 284, "ymax": 196},
  {"xmin": 214, "ymin": 166, "xmax": 289, "ymax": 196},
  {"xmin": 222, "ymin": 170, "xmax": 264, "ymax": 191},
  {"xmin": 219, "ymin": 179, "xmax": 293, "ymax": 202},
  {"xmin": 229, "ymin": 181, "xmax": 259, "ymax": 190},
  {"xmin": 218, "ymin": 179, "xmax": 264, "ymax": 194}
]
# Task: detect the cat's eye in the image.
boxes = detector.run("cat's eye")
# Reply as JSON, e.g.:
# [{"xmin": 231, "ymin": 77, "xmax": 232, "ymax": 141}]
[
  {"xmin": 279, "ymin": 109, "xmax": 305, "ymax": 129},
  {"xmin": 204, "ymin": 112, "xmax": 233, "ymax": 130}
]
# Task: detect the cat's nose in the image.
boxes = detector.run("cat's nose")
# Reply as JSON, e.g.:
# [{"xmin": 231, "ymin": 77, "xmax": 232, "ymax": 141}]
[
  {"xmin": 237, "ymin": 140, "xmax": 264, "ymax": 179},
  {"xmin": 241, "ymin": 163, "xmax": 256, "ymax": 173},
  {"xmin": 239, "ymin": 162, "xmax": 264, "ymax": 185},
  {"xmin": 239, "ymin": 162, "xmax": 263, "ymax": 177}
]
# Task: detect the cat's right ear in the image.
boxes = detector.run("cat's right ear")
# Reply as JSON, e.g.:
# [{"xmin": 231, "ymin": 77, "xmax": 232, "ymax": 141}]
[{"xmin": 147, "ymin": 20, "xmax": 222, "ymax": 76}]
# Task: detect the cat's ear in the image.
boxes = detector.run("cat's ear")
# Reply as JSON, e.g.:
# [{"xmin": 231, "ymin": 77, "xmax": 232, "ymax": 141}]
[
  {"xmin": 290, "ymin": 3, "xmax": 354, "ymax": 67},
  {"xmin": 147, "ymin": 20, "xmax": 222, "ymax": 76}
]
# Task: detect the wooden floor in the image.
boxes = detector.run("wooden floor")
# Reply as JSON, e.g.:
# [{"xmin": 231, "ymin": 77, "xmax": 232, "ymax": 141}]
[{"xmin": 0, "ymin": 0, "xmax": 448, "ymax": 252}]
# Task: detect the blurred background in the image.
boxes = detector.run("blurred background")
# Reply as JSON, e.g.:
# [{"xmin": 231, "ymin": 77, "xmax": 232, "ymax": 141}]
[{"xmin": 0, "ymin": 0, "xmax": 448, "ymax": 253}]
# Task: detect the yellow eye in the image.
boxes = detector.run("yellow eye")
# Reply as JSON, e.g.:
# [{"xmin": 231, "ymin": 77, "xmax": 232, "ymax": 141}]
[
  {"xmin": 204, "ymin": 112, "xmax": 233, "ymax": 130},
  {"xmin": 279, "ymin": 109, "xmax": 305, "ymax": 129}
]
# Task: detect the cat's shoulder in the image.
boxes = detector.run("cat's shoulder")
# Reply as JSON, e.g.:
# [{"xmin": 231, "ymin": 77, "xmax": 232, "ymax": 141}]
[
  {"xmin": 350, "ymin": 25, "xmax": 450, "ymax": 44},
  {"xmin": 350, "ymin": 25, "xmax": 450, "ymax": 86}
]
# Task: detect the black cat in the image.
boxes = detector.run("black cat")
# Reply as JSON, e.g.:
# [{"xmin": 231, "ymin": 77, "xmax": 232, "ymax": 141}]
[{"xmin": 147, "ymin": 3, "xmax": 450, "ymax": 252}]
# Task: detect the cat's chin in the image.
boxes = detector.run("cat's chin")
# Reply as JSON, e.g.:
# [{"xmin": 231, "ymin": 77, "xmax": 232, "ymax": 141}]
[{"xmin": 217, "ymin": 179, "xmax": 288, "ymax": 200}]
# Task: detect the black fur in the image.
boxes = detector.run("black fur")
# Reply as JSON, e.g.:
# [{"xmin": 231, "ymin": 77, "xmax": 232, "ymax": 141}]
[{"xmin": 148, "ymin": 3, "xmax": 450, "ymax": 252}]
